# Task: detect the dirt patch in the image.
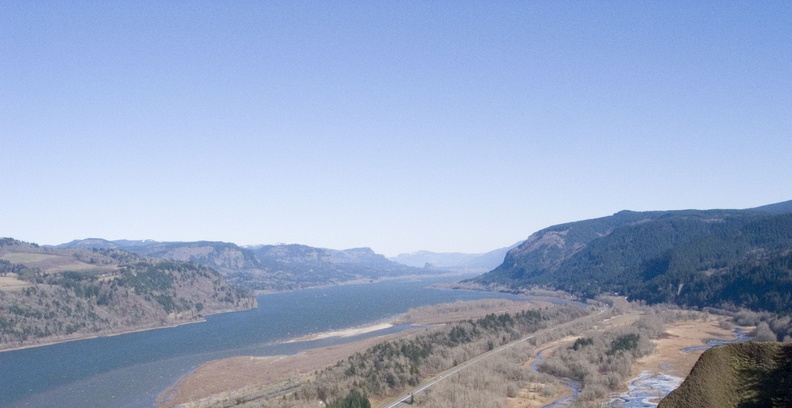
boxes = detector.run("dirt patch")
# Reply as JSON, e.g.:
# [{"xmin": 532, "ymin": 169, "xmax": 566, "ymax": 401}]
[
  {"xmin": 633, "ymin": 317, "xmax": 738, "ymax": 378},
  {"xmin": 507, "ymin": 383, "xmax": 569, "ymax": 408},
  {"xmin": 597, "ymin": 311, "xmax": 642, "ymax": 329}
]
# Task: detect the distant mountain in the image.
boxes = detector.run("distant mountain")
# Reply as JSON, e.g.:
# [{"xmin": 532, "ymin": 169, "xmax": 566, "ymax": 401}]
[
  {"xmin": 658, "ymin": 342, "xmax": 792, "ymax": 408},
  {"xmin": 471, "ymin": 200, "xmax": 792, "ymax": 314},
  {"xmin": 391, "ymin": 243, "xmax": 519, "ymax": 270},
  {"xmin": 0, "ymin": 238, "xmax": 255, "ymax": 350},
  {"xmin": 58, "ymin": 240, "xmax": 429, "ymax": 291},
  {"xmin": 245, "ymin": 244, "xmax": 424, "ymax": 290},
  {"xmin": 751, "ymin": 199, "xmax": 792, "ymax": 214}
]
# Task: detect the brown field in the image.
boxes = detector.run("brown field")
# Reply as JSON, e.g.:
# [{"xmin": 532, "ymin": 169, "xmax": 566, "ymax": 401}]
[
  {"xmin": 632, "ymin": 317, "xmax": 740, "ymax": 378},
  {"xmin": 0, "ymin": 252, "xmax": 116, "ymax": 275},
  {"xmin": 0, "ymin": 274, "xmax": 32, "ymax": 291},
  {"xmin": 0, "ymin": 253, "xmax": 62, "ymax": 264},
  {"xmin": 46, "ymin": 261, "xmax": 117, "ymax": 274},
  {"xmin": 393, "ymin": 298, "xmax": 548, "ymax": 325}
]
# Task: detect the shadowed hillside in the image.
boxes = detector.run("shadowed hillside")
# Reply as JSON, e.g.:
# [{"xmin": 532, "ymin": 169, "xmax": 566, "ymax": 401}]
[
  {"xmin": 471, "ymin": 201, "xmax": 792, "ymax": 314},
  {"xmin": 658, "ymin": 342, "xmax": 792, "ymax": 408}
]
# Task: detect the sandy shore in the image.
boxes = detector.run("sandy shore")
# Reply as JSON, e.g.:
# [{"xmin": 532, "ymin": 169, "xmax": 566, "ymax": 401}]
[
  {"xmin": 157, "ymin": 328, "xmax": 419, "ymax": 408},
  {"xmin": 286, "ymin": 322, "xmax": 394, "ymax": 342},
  {"xmin": 158, "ymin": 299, "xmax": 544, "ymax": 407}
]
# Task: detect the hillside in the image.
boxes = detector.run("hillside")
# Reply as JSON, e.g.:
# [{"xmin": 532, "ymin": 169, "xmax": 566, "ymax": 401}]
[
  {"xmin": 658, "ymin": 342, "xmax": 792, "ymax": 408},
  {"xmin": 472, "ymin": 200, "xmax": 792, "ymax": 313},
  {"xmin": 0, "ymin": 238, "xmax": 256, "ymax": 350},
  {"xmin": 58, "ymin": 240, "xmax": 428, "ymax": 291}
]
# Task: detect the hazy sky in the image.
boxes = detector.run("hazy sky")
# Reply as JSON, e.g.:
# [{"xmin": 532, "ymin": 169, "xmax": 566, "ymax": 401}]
[{"xmin": 2, "ymin": 2, "xmax": 790, "ymax": 256}]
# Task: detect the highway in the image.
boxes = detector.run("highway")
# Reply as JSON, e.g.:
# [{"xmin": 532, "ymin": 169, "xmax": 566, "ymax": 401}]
[
  {"xmin": 380, "ymin": 334, "xmax": 536, "ymax": 408},
  {"xmin": 378, "ymin": 306, "xmax": 608, "ymax": 408}
]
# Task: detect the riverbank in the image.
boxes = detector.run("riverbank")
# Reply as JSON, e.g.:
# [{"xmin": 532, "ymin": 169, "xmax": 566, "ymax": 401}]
[
  {"xmin": 1, "ymin": 278, "xmax": 533, "ymax": 408},
  {"xmin": 156, "ymin": 298, "xmax": 546, "ymax": 408},
  {"xmin": 0, "ymin": 305, "xmax": 252, "ymax": 353},
  {"xmin": 285, "ymin": 322, "xmax": 395, "ymax": 342},
  {"xmin": 158, "ymin": 327, "xmax": 417, "ymax": 408},
  {"xmin": 0, "ymin": 274, "xmax": 478, "ymax": 354}
]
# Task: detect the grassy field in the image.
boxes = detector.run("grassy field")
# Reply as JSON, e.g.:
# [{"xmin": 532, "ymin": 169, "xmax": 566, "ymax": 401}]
[
  {"xmin": 1, "ymin": 252, "xmax": 116, "ymax": 275},
  {"xmin": 0, "ymin": 253, "xmax": 61, "ymax": 264},
  {"xmin": 47, "ymin": 261, "xmax": 117, "ymax": 274},
  {"xmin": 0, "ymin": 275, "xmax": 33, "ymax": 291}
]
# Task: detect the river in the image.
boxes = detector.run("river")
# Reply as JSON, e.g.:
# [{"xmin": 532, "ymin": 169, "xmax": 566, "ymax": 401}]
[{"xmin": 0, "ymin": 275, "xmax": 527, "ymax": 408}]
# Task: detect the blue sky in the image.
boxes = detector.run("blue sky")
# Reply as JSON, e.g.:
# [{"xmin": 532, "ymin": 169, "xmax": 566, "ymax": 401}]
[{"xmin": 2, "ymin": 2, "xmax": 790, "ymax": 256}]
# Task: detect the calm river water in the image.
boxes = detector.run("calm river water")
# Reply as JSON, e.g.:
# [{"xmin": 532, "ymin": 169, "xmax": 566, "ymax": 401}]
[{"xmin": 0, "ymin": 275, "xmax": 526, "ymax": 408}]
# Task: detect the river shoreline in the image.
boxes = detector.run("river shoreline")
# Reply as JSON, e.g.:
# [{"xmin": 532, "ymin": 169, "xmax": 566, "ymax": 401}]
[
  {"xmin": 0, "ymin": 310, "xmax": 234, "ymax": 354},
  {"xmin": 0, "ymin": 279, "xmax": 536, "ymax": 408},
  {"xmin": 157, "ymin": 324, "xmax": 422, "ymax": 408},
  {"xmin": 156, "ymin": 297, "xmax": 547, "ymax": 407},
  {"xmin": 0, "ymin": 273, "xmax": 475, "ymax": 354}
]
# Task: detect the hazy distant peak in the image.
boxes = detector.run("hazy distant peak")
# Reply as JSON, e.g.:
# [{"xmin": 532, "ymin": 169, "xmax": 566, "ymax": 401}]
[{"xmin": 391, "ymin": 243, "xmax": 519, "ymax": 270}]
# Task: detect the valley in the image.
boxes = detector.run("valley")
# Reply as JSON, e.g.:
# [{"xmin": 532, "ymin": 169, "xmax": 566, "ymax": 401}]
[
  {"xmin": 158, "ymin": 298, "xmax": 750, "ymax": 408},
  {"xmin": 2, "ymin": 199, "xmax": 792, "ymax": 408},
  {"xmin": 5, "ymin": 2, "xmax": 789, "ymax": 406}
]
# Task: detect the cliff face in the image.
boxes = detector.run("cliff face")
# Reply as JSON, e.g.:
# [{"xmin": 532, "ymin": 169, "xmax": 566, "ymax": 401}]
[
  {"xmin": 59, "ymin": 240, "xmax": 427, "ymax": 291},
  {"xmin": 658, "ymin": 342, "xmax": 792, "ymax": 408}
]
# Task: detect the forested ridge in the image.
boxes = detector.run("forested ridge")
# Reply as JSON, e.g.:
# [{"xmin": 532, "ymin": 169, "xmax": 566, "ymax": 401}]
[
  {"xmin": 473, "ymin": 201, "xmax": 792, "ymax": 314},
  {"xmin": 0, "ymin": 238, "xmax": 255, "ymax": 349}
]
